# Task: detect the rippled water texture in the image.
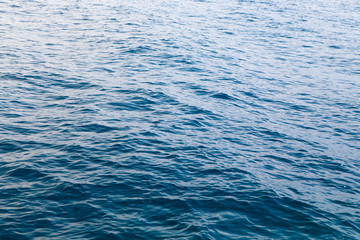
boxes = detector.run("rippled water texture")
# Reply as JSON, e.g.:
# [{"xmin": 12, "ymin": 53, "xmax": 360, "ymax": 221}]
[{"xmin": 1, "ymin": 0, "xmax": 360, "ymax": 239}]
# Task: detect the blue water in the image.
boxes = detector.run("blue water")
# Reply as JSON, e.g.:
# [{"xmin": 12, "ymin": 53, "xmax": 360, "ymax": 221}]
[{"xmin": 1, "ymin": 0, "xmax": 360, "ymax": 239}]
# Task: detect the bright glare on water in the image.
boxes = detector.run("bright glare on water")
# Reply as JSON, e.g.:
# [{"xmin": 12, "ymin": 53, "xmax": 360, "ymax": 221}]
[{"xmin": 0, "ymin": 0, "xmax": 360, "ymax": 239}]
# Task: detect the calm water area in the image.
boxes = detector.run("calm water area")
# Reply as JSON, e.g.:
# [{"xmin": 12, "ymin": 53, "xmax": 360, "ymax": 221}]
[{"xmin": 1, "ymin": 0, "xmax": 360, "ymax": 239}]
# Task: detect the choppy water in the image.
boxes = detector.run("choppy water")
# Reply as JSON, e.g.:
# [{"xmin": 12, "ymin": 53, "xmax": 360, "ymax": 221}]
[{"xmin": 1, "ymin": 0, "xmax": 360, "ymax": 239}]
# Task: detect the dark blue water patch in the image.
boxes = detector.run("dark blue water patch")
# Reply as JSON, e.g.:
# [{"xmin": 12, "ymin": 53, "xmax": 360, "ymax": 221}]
[
  {"xmin": 329, "ymin": 45, "xmax": 341, "ymax": 49},
  {"xmin": 240, "ymin": 91, "xmax": 259, "ymax": 99},
  {"xmin": 51, "ymin": 80, "xmax": 99, "ymax": 90},
  {"xmin": 0, "ymin": 124, "xmax": 41, "ymax": 135},
  {"xmin": 0, "ymin": 141, "xmax": 23, "ymax": 153},
  {"xmin": 74, "ymin": 123, "xmax": 118, "ymax": 133},
  {"xmin": 210, "ymin": 92, "xmax": 237, "ymax": 101},
  {"xmin": 4, "ymin": 165, "xmax": 48, "ymax": 180},
  {"xmin": 0, "ymin": 140, "xmax": 54, "ymax": 154},
  {"xmin": 123, "ymin": 46, "xmax": 153, "ymax": 54},
  {"xmin": 1, "ymin": 113, "xmax": 22, "ymax": 118},
  {"xmin": 178, "ymin": 66, "xmax": 204, "ymax": 73}
]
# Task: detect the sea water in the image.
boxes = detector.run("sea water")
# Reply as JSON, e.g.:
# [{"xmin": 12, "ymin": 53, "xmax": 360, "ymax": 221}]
[{"xmin": 0, "ymin": 0, "xmax": 359, "ymax": 239}]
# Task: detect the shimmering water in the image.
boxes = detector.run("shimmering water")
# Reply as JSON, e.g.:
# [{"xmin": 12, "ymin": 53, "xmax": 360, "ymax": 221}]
[{"xmin": 1, "ymin": 0, "xmax": 360, "ymax": 239}]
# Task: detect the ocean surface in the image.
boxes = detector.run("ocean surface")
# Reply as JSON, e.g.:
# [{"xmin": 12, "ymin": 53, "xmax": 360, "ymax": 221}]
[{"xmin": 1, "ymin": 0, "xmax": 359, "ymax": 239}]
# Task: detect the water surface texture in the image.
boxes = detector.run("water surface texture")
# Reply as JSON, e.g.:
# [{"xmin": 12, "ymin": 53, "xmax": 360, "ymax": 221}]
[{"xmin": 1, "ymin": 0, "xmax": 360, "ymax": 239}]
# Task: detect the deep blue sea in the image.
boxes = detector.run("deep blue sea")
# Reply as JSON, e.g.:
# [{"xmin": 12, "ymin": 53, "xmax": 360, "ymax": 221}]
[{"xmin": 1, "ymin": 0, "xmax": 360, "ymax": 239}]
